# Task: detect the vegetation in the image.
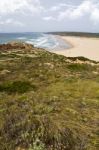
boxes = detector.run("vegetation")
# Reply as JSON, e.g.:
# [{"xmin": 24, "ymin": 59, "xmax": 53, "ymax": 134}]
[
  {"xmin": 0, "ymin": 81, "xmax": 35, "ymax": 93},
  {"xmin": 0, "ymin": 42, "xmax": 99, "ymax": 150},
  {"xmin": 48, "ymin": 32, "xmax": 99, "ymax": 38}
]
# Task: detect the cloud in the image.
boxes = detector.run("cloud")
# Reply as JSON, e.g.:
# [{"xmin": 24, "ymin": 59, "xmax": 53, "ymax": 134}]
[
  {"xmin": 0, "ymin": 0, "xmax": 99, "ymax": 32},
  {"xmin": 90, "ymin": 7, "xmax": 99, "ymax": 24},
  {"xmin": 58, "ymin": 0, "xmax": 97, "ymax": 20},
  {"xmin": 0, "ymin": 0, "xmax": 44, "ymax": 28},
  {"xmin": 43, "ymin": 0, "xmax": 99, "ymax": 25},
  {"xmin": 49, "ymin": 3, "xmax": 71, "ymax": 12},
  {"xmin": 0, "ymin": 19, "xmax": 24, "ymax": 27},
  {"xmin": 0, "ymin": 0, "xmax": 44, "ymax": 16},
  {"xmin": 43, "ymin": 16, "xmax": 56, "ymax": 21}
]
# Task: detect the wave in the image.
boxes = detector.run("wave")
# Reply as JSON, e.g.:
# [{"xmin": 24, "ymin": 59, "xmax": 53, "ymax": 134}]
[
  {"xmin": 35, "ymin": 38, "xmax": 49, "ymax": 46},
  {"xmin": 16, "ymin": 33, "xmax": 70, "ymax": 50},
  {"xmin": 17, "ymin": 37, "xmax": 27, "ymax": 40},
  {"xmin": 26, "ymin": 41, "xmax": 34, "ymax": 45},
  {"xmin": 26, "ymin": 35, "xmax": 53, "ymax": 48},
  {"xmin": 25, "ymin": 35, "xmax": 64, "ymax": 50}
]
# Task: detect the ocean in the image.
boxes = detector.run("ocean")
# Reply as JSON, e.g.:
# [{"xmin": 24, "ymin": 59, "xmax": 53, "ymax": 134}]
[{"xmin": 0, "ymin": 32, "xmax": 70, "ymax": 51}]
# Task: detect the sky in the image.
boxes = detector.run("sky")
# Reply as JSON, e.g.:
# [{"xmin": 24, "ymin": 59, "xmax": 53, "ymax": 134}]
[{"xmin": 0, "ymin": 0, "xmax": 99, "ymax": 33}]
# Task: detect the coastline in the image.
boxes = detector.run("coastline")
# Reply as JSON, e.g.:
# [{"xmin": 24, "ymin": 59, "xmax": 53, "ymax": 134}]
[
  {"xmin": 54, "ymin": 35, "xmax": 74, "ymax": 49},
  {"xmin": 53, "ymin": 35, "xmax": 99, "ymax": 61}
]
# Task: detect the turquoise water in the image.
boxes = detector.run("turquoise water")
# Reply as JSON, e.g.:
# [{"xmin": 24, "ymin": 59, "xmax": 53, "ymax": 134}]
[{"xmin": 0, "ymin": 32, "xmax": 70, "ymax": 50}]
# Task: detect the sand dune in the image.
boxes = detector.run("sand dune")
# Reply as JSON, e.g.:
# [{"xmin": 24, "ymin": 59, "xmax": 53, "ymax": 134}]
[{"xmin": 54, "ymin": 36, "xmax": 99, "ymax": 61}]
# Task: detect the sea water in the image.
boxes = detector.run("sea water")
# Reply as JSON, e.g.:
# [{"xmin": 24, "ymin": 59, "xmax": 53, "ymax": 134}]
[{"xmin": 0, "ymin": 32, "xmax": 70, "ymax": 50}]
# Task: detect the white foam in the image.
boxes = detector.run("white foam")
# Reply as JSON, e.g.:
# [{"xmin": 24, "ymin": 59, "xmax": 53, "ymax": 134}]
[
  {"xmin": 17, "ymin": 37, "xmax": 27, "ymax": 40},
  {"xmin": 24, "ymin": 34, "xmax": 70, "ymax": 50},
  {"xmin": 26, "ymin": 41, "xmax": 34, "ymax": 45},
  {"xmin": 36, "ymin": 39, "xmax": 48, "ymax": 46}
]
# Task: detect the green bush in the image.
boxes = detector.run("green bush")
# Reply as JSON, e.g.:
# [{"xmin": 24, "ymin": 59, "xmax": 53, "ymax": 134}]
[
  {"xmin": 67, "ymin": 63, "xmax": 93, "ymax": 72},
  {"xmin": 0, "ymin": 81, "xmax": 36, "ymax": 93}
]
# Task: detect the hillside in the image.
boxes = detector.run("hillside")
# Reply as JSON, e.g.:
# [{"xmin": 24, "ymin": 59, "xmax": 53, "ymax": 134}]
[
  {"xmin": 0, "ymin": 42, "xmax": 99, "ymax": 150},
  {"xmin": 48, "ymin": 32, "xmax": 99, "ymax": 38}
]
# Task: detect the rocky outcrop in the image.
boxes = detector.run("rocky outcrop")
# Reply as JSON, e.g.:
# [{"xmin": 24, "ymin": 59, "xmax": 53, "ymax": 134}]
[{"xmin": 0, "ymin": 41, "xmax": 34, "ymax": 51}]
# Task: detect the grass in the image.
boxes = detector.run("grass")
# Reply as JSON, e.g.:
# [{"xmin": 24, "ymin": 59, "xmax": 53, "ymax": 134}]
[
  {"xmin": 0, "ymin": 45, "xmax": 99, "ymax": 150},
  {"xmin": 66, "ymin": 63, "xmax": 95, "ymax": 72},
  {"xmin": 0, "ymin": 81, "xmax": 35, "ymax": 93}
]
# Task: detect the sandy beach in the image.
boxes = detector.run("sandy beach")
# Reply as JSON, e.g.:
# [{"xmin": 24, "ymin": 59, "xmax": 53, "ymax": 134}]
[{"xmin": 54, "ymin": 36, "xmax": 99, "ymax": 61}]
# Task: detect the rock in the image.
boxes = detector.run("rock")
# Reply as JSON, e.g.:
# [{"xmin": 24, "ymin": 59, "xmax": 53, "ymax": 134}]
[
  {"xmin": 0, "ymin": 41, "xmax": 34, "ymax": 51},
  {"xmin": 44, "ymin": 63, "xmax": 54, "ymax": 69},
  {"xmin": 0, "ymin": 69, "xmax": 11, "ymax": 75}
]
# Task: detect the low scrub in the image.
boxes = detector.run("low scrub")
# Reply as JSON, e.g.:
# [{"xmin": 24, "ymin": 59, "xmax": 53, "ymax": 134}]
[
  {"xmin": 0, "ymin": 81, "xmax": 36, "ymax": 93},
  {"xmin": 67, "ymin": 63, "xmax": 94, "ymax": 72},
  {"xmin": 0, "ymin": 44, "xmax": 98, "ymax": 150}
]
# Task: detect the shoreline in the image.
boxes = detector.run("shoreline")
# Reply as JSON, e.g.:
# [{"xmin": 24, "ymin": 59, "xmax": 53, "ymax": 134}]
[
  {"xmin": 54, "ymin": 35, "xmax": 74, "ymax": 50},
  {"xmin": 53, "ymin": 35, "xmax": 99, "ymax": 61}
]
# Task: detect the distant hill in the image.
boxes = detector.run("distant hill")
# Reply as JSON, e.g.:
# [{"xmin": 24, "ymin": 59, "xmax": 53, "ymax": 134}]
[{"xmin": 47, "ymin": 31, "xmax": 99, "ymax": 38}]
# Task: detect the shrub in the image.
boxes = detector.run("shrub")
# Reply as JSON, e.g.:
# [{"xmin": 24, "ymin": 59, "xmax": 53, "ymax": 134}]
[
  {"xmin": 0, "ymin": 81, "xmax": 36, "ymax": 93},
  {"xmin": 67, "ymin": 63, "xmax": 93, "ymax": 72},
  {"xmin": 29, "ymin": 138, "xmax": 45, "ymax": 150}
]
